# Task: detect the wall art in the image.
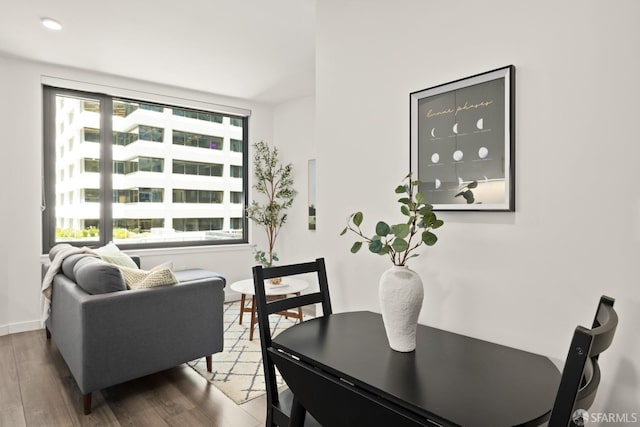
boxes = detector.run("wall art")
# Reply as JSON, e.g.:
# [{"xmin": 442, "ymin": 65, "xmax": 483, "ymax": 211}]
[{"xmin": 410, "ymin": 65, "xmax": 515, "ymax": 211}]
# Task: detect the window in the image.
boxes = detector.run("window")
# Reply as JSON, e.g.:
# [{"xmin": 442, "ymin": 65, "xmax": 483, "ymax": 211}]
[
  {"xmin": 83, "ymin": 127, "xmax": 100, "ymax": 142},
  {"xmin": 173, "ymin": 160, "xmax": 223, "ymax": 177},
  {"xmin": 230, "ymin": 138, "xmax": 243, "ymax": 152},
  {"xmin": 173, "ymin": 218, "xmax": 224, "ymax": 232},
  {"xmin": 83, "ymin": 158, "xmax": 100, "ymax": 173},
  {"xmin": 230, "ymin": 218, "xmax": 243, "ymax": 229},
  {"xmin": 230, "ymin": 191, "xmax": 243, "ymax": 203},
  {"xmin": 173, "ymin": 189, "xmax": 223, "ymax": 204},
  {"xmin": 173, "ymin": 130, "xmax": 223, "ymax": 150},
  {"xmin": 42, "ymin": 86, "xmax": 249, "ymax": 252},
  {"xmin": 137, "ymin": 125, "xmax": 164, "ymax": 142}
]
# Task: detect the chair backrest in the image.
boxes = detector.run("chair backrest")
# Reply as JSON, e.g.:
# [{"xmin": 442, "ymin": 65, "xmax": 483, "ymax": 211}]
[
  {"xmin": 253, "ymin": 258, "xmax": 333, "ymax": 426},
  {"xmin": 268, "ymin": 347, "xmax": 428, "ymax": 427},
  {"xmin": 548, "ymin": 296, "xmax": 618, "ymax": 427}
]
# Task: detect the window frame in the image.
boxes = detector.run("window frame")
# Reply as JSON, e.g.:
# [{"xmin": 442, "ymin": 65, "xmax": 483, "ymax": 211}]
[{"xmin": 42, "ymin": 85, "xmax": 249, "ymax": 253}]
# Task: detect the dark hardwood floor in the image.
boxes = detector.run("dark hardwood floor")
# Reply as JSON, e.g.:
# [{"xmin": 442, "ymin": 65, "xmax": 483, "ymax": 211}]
[{"xmin": 0, "ymin": 330, "xmax": 265, "ymax": 427}]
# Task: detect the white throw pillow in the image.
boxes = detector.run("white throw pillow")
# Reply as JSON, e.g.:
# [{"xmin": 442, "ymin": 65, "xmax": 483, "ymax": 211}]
[{"xmin": 94, "ymin": 241, "xmax": 139, "ymax": 269}]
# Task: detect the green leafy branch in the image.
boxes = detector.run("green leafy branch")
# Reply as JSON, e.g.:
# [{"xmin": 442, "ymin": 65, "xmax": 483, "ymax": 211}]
[
  {"xmin": 340, "ymin": 174, "xmax": 444, "ymax": 266},
  {"xmin": 246, "ymin": 141, "xmax": 296, "ymax": 267}
]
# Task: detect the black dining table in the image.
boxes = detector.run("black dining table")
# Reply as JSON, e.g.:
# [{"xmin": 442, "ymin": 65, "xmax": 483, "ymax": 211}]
[{"xmin": 271, "ymin": 311, "xmax": 562, "ymax": 427}]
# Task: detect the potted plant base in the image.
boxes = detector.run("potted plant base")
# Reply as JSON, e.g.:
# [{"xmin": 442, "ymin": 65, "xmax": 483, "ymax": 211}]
[{"xmin": 341, "ymin": 174, "xmax": 443, "ymax": 353}]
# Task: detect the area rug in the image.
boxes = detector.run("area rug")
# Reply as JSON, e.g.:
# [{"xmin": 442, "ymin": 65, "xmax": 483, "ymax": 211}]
[{"xmin": 188, "ymin": 300, "xmax": 306, "ymax": 405}]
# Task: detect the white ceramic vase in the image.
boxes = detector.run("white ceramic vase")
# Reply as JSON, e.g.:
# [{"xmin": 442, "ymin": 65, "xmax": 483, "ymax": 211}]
[{"xmin": 378, "ymin": 265, "xmax": 424, "ymax": 352}]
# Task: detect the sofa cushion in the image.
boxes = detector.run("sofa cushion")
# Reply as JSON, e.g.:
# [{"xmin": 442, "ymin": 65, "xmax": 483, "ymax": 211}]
[
  {"xmin": 73, "ymin": 256, "xmax": 127, "ymax": 295},
  {"xmin": 61, "ymin": 253, "xmax": 100, "ymax": 282},
  {"xmin": 94, "ymin": 241, "xmax": 139, "ymax": 269},
  {"xmin": 119, "ymin": 265, "xmax": 178, "ymax": 290},
  {"xmin": 49, "ymin": 243, "xmax": 73, "ymax": 261}
]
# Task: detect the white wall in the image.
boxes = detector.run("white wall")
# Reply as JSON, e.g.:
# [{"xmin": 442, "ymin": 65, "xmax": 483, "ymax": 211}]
[
  {"xmin": 315, "ymin": 0, "xmax": 640, "ymax": 416},
  {"xmin": 0, "ymin": 54, "xmax": 274, "ymax": 334},
  {"xmin": 271, "ymin": 95, "xmax": 318, "ymax": 264},
  {"xmin": 0, "ymin": 55, "xmax": 9, "ymax": 334}
]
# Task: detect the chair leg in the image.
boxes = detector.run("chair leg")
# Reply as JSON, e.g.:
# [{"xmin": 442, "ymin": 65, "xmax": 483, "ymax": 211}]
[
  {"xmin": 206, "ymin": 355, "xmax": 212, "ymax": 372},
  {"xmin": 45, "ymin": 327, "xmax": 51, "ymax": 340},
  {"xmin": 249, "ymin": 296, "xmax": 256, "ymax": 341},
  {"xmin": 83, "ymin": 393, "xmax": 92, "ymax": 415},
  {"xmin": 239, "ymin": 293, "xmax": 246, "ymax": 325}
]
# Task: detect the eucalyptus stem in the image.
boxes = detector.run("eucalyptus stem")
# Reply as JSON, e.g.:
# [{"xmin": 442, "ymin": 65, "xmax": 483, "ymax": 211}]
[{"xmin": 340, "ymin": 173, "xmax": 443, "ymax": 267}]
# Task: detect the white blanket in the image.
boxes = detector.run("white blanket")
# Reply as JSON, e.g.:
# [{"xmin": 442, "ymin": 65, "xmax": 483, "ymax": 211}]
[{"xmin": 41, "ymin": 246, "xmax": 95, "ymax": 324}]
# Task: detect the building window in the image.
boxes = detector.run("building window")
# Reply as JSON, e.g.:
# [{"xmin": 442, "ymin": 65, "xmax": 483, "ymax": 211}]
[
  {"xmin": 83, "ymin": 158, "xmax": 100, "ymax": 173},
  {"xmin": 173, "ymin": 189, "xmax": 223, "ymax": 204},
  {"xmin": 230, "ymin": 138, "xmax": 243, "ymax": 152},
  {"xmin": 137, "ymin": 125, "xmax": 164, "ymax": 142},
  {"xmin": 173, "ymin": 130, "xmax": 223, "ymax": 150},
  {"xmin": 172, "ymin": 160, "xmax": 223, "ymax": 177},
  {"xmin": 173, "ymin": 108, "xmax": 223, "ymax": 123},
  {"xmin": 173, "ymin": 218, "xmax": 224, "ymax": 232},
  {"xmin": 83, "ymin": 127, "xmax": 100, "ymax": 143},
  {"xmin": 83, "ymin": 189, "xmax": 100, "ymax": 202},
  {"xmin": 230, "ymin": 191, "xmax": 243, "ymax": 203},
  {"xmin": 138, "ymin": 157, "xmax": 164, "ymax": 172},
  {"xmin": 230, "ymin": 218, "xmax": 243, "ymax": 229},
  {"xmin": 42, "ymin": 86, "xmax": 248, "ymax": 252}
]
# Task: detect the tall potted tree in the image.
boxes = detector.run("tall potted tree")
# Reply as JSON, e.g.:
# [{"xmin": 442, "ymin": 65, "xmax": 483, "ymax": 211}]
[
  {"xmin": 341, "ymin": 173, "xmax": 444, "ymax": 351},
  {"xmin": 247, "ymin": 141, "xmax": 296, "ymax": 279}
]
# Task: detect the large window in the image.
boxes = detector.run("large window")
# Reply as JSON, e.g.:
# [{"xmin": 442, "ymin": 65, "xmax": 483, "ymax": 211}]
[{"xmin": 42, "ymin": 86, "xmax": 249, "ymax": 252}]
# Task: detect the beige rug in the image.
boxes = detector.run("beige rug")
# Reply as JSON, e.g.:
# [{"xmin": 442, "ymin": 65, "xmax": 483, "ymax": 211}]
[{"xmin": 188, "ymin": 301, "xmax": 305, "ymax": 405}]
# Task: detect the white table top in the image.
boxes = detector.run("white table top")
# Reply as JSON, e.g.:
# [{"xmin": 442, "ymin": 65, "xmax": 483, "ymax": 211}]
[{"xmin": 230, "ymin": 278, "xmax": 308, "ymax": 296}]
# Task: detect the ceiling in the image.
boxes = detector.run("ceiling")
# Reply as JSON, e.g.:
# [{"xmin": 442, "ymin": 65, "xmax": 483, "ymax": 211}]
[{"xmin": 0, "ymin": 0, "xmax": 316, "ymax": 104}]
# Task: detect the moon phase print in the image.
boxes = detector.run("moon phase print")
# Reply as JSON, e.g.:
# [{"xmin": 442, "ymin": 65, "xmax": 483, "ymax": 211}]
[{"xmin": 410, "ymin": 66, "xmax": 515, "ymax": 211}]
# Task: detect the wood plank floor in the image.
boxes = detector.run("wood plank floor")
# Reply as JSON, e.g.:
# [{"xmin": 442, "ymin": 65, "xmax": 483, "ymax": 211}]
[{"xmin": 0, "ymin": 330, "xmax": 266, "ymax": 427}]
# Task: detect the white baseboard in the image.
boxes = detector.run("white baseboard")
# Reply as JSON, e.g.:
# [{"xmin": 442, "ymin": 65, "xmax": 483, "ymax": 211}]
[{"xmin": 0, "ymin": 319, "xmax": 43, "ymax": 337}]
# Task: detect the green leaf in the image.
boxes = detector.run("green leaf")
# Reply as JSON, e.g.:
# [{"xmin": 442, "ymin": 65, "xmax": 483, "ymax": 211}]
[
  {"xmin": 416, "ymin": 192, "xmax": 426, "ymax": 204},
  {"xmin": 391, "ymin": 223, "xmax": 410, "ymax": 238},
  {"xmin": 432, "ymin": 219, "xmax": 444, "ymax": 229},
  {"xmin": 418, "ymin": 206, "xmax": 432, "ymax": 216},
  {"xmin": 391, "ymin": 238, "xmax": 409, "ymax": 252},
  {"xmin": 380, "ymin": 245, "xmax": 391, "ymax": 255},
  {"xmin": 350, "ymin": 241, "xmax": 363, "ymax": 253},
  {"xmin": 422, "ymin": 231, "xmax": 438, "ymax": 246},
  {"xmin": 369, "ymin": 239, "xmax": 383, "ymax": 253},
  {"xmin": 467, "ymin": 180, "xmax": 478, "ymax": 189},
  {"xmin": 398, "ymin": 197, "xmax": 411, "ymax": 205},
  {"xmin": 394, "ymin": 185, "xmax": 406, "ymax": 194},
  {"xmin": 375, "ymin": 221, "xmax": 390, "ymax": 236},
  {"xmin": 339, "ymin": 227, "xmax": 348, "ymax": 236},
  {"xmin": 352, "ymin": 212, "xmax": 363, "ymax": 227}
]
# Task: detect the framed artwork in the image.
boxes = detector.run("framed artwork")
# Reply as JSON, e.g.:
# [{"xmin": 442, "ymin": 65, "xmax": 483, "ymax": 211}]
[{"xmin": 410, "ymin": 65, "xmax": 515, "ymax": 211}]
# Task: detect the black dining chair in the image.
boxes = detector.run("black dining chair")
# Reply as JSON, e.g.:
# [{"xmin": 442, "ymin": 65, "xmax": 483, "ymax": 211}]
[
  {"xmin": 253, "ymin": 258, "xmax": 333, "ymax": 427},
  {"xmin": 548, "ymin": 295, "xmax": 618, "ymax": 427},
  {"xmin": 268, "ymin": 346, "xmax": 430, "ymax": 427}
]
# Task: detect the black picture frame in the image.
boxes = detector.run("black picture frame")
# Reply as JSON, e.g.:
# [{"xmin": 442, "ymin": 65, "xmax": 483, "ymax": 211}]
[{"xmin": 410, "ymin": 65, "xmax": 515, "ymax": 211}]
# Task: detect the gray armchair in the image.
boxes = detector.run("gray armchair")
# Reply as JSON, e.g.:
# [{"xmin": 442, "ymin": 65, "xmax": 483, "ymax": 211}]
[{"xmin": 45, "ymin": 260, "xmax": 225, "ymax": 414}]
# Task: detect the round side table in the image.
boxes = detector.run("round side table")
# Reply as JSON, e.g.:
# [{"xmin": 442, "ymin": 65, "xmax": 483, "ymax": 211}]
[{"xmin": 230, "ymin": 278, "xmax": 308, "ymax": 340}]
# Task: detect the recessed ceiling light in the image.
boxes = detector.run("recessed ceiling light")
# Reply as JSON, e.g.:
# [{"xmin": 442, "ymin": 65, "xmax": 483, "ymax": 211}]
[{"xmin": 41, "ymin": 18, "xmax": 63, "ymax": 31}]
